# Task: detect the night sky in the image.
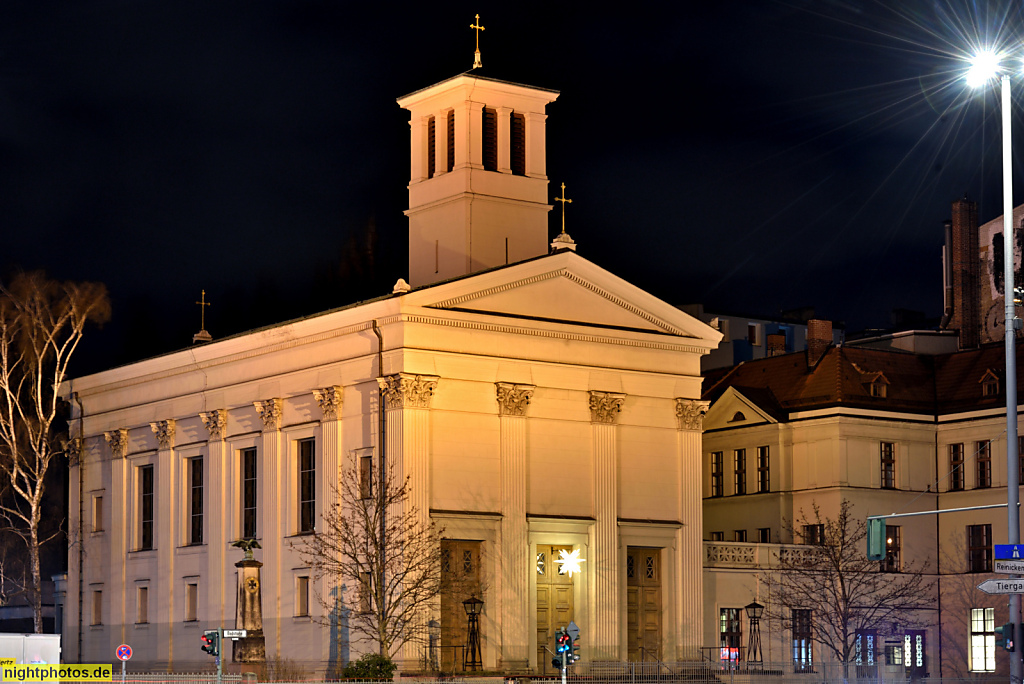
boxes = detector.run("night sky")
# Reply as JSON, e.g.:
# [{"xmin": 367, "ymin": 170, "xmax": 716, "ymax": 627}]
[{"xmin": 3, "ymin": 1, "xmax": 1024, "ymax": 375}]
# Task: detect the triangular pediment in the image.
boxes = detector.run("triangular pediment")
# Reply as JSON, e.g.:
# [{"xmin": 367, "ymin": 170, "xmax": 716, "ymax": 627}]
[
  {"xmin": 405, "ymin": 251, "xmax": 721, "ymax": 342},
  {"xmin": 704, "ymin": 387, "xmax": 779, "ymax": 430}
]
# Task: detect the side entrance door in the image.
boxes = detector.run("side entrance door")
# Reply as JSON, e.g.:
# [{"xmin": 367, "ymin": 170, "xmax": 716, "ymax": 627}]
[
  {"xmin": 536, "ymin": 544, "xmax": 574, "ymax": 674},
  {"xmin": 626, "ymin": 547, "xmax": 662, "ymax": 661}
]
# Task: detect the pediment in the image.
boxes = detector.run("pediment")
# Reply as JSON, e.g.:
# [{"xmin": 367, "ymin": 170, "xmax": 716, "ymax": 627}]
[
  {"xmin": 704, "ymin": 387, "xmax": 778, "ymax": 430},
  {"xmin": 405, "ymin": 252, "xmax": 721, "ymax": 342}
]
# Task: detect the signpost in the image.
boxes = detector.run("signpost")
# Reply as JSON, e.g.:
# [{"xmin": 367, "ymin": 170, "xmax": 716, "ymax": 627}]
[
  {"xmin": 979, "ymin": 579, "xmax": 1024, "ymax": 595},
  {"xmin": 115, "ymin": 644, "xmax": 131, "ymax": 684},
  {"xmin": 995, "ymin": 560, "xmax": 1024, "ymax": 574}
]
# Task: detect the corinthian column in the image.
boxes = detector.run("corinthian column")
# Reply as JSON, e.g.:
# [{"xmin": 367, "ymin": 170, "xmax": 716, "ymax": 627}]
[
  {"xmin": 589, "ymin": 391, "xmax": 625, "ymax": 661},
  {"xmin": 675, "ymin": 398, "xmax": 708, "ymax": 658},
  {"xmin": 254, "ymin": 398, "xmax": 282, "ymax": 658},
  {"xmin": 313, "ymin": 386, "xmax": 344, "ymax": 522},
  {"xmin": 376, "ymin": 373, "xmax": 438, "ymax": 668},
  {"xmin": 496, "ymin": 382, "xmax": 534, "ymax": 670}
]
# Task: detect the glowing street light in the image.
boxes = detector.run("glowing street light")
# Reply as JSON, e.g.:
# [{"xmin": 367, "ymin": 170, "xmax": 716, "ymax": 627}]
[
  {"xmin": 967, "ymin": 46, "xmax": 1021, "ymax": 683},
  {"xmin": 555, "ymin": 548, "xmax": 585, "ymax": 577}
]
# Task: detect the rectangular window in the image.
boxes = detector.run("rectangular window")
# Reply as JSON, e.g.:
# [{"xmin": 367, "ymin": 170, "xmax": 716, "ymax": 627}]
[
  {"xmin": 968, "ymin": 524, "xmax": 992, "ymax": 572},
  {"xmin": 758, "ymin": 527, "xmax": 770, "ymax": 543},
  {"xmin": 298, "ymin": 439, "xmax": 316, "ymax": 534},
  {"xmin": 93, "ymin": 494, "xmax": 104, "ymax": 532},
  {"xmin": 970, "ymin": 608, "xmax": 995, "ymax": 672},
  {"xmin": 710, "ymin": 452, "xmax": 724, "ymax": 497},
  {"xmin": 733, "ymin": 530, "xmax": 747, "ymax": 542},
  {"xmin": 733, "ymin": 449, "xmax": 746, "ymax": 495},
  {"xmin": 854, "ymin": 628, "xmax": 877, "ymax": 678},
  {"xmin": 950, "ymin": 443, "xmax": 964, "ymax": 491},
  {"xmin": 242, "ymin": 448, "xmax": 257, "ymax": 539},
  {"xmin": 977, "ymin": 440, "xmax": 991, "ymax": 488},
  {"xmin": 803, "ymin": 524, "xmax": 824, "ymax": 545},
  {"xmin": 880, "ymin": 442, "xmax": 895, "ymax": 489},
  {"xmin": 91, "ymin": 590, "xmax": 102, "ymax": 626},
  {"xmin": 189, "ymin": 457, "xmax": 203, "ymax": 545},
  {"xmin": 136, "ymin": 586, "xmax": 148, "ymax": 624},
  {"xmin": 793, "ymin": 609, "xmax": 813, "ymax": 672},
  {"xmin": 139, "ymin": 465, "xmax": 154, "ymax": 551},
  {"xmin": 747, "ymin": 323, "xmax": 761, "ymax": 346},
  {"xmin": 881, "ymin": 525, "xmax": 901, "ymax": 572},
  {"xmin": 710, "ymin": 531, "xmax": 724, "ymax": 541},
  {"xmin": 719, "ymin": 608, "xmax": 741, "ymax": 663},
  {"xmin": 359, "ymin": 571, "xmax": 372, "ymax": 613},
  {"xmin": 359, "ymin": 453, "xmax": 373, "ymax": 500},
  {"xmin": 757, "ymin": 446, "xmax": 770, "ymax": 493},
  {"xmin": 446, "ymin": 110, "xmax": 454, "ymax": 173},
  {"xmin": 482, "ymin": 107, "xmax": 497, "ymax": 171},
  {"xmin": 296, "ymin": 576, "xmax": 309, "ymax": 617},
  {"xmin": 510, "ymin": 112, "xmax": 526, "ymax": 176},
  {"xmin": 185, "ymin": 583, "xmax": 198, "ymax": 622},
  {"xmin": 426, "ymin": 116, "xmax": 436, "ymax": 179}
]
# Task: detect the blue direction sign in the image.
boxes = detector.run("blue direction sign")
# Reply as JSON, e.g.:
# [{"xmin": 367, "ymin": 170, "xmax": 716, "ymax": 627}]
[{"xmin": 995, "ymin": 544, "xmax": 1024, "ymax": 560}]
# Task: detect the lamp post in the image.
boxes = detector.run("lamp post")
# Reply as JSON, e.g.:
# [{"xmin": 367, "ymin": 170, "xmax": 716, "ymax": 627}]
[
  {"xmin": 463, "ymin": 595, "xmax": 483, "ymax": 671},
  {"xmin": 745, "ymin": 601, "xmax": 764, "ymax": 668},
  {"xmin": 968, "ymin": 49, "xmax": 1021, "ymax": 684}
]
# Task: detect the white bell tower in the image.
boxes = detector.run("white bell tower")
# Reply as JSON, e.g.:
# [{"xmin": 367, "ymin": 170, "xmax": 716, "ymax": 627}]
[{"xmin": 397, "ymin": 73, "xmax": 559, "ymax": 287}]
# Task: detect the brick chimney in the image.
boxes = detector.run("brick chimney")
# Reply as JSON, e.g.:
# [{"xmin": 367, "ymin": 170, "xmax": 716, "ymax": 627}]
[
  {"xmin": 766, "ymin": 333, "xmax": 786, "ymax": 357},
  {"xmin": 807, "ymin": 319, "xmax": 832, "ymax": 366},
  {"xmin": 949, "ymin": 197, "xmax": 980, "ymax": 348}
]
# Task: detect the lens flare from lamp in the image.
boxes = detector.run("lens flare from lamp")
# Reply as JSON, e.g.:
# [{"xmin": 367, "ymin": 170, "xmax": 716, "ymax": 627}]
[
  {"xmin": 966, "ymin": 49, "xmax": 1000, "ymax": 88},
  {"xmin": 555, "ymin": 548, "xmax": 585, "ymax": 577}
]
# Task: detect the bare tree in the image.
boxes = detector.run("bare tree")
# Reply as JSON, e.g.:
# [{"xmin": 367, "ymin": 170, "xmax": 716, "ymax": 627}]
[
  {"xmin": 0, "ymin": 272, "xmax": 110, "ymax": 632},
  {"xmin": 294, "ymin": 459, "xmax": 442, "ymax": 659},
  {"xmin": 761, "ymin": 500, "xmax": 935, "ymax": 679},
  {"xmin": 937, "ymin": 532, "xmax": 1002, "ymax": 678}
]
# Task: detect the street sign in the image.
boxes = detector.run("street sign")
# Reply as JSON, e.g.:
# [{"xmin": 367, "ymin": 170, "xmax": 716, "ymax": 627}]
[
  {"xmin": 995, "ymin": 560, "xmax": 1024, "ymax": 574},
  {"xmin": 222, "ymin": 629, "xmax": 247, "ymax": 639},
  {"xmin": 979, "ymin": 579, "xmax": 1024, "ymax": 594},
  {"xmin": 566, "ymin": 621, "xmax": 579, "ymax": 641},
  {"xmin": 995, "ymin": 544, "xmax": 1024, "ymax": 560},
  {"xmin": 116, "ymin": 644, "xmax": 132, "ymax": 661}
]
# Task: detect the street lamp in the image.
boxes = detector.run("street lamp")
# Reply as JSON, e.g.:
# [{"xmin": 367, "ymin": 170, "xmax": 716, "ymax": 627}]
[
  {"xmin": 968, "ymin": 48, "xmax": 1021, "ymax": 684},
  {"xmin": 463, "ymin": 595, "xmax": 483, "ymax": 671},
  {"xmin": 745, "ymin": 601, "xmax": 764, "ymax": 667}
]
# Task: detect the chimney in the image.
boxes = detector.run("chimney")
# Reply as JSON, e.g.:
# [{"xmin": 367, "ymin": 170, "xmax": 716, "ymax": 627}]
[
  {"xmin": 766, "ymin": 333, "xmax": 786, "ymax": 357},
  {"xmin": 807, "ymin": 319, "xmax": 832, "ymax": 366},
  {"xmin": 949, "ymin": 197, "xmax": 980, "ymax": 347}
]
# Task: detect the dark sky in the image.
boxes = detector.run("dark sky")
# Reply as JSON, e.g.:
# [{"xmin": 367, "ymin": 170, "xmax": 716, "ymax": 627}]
[{"xmin": 3, "ymin": 1, "xmax": 1024, "ymax": 375}]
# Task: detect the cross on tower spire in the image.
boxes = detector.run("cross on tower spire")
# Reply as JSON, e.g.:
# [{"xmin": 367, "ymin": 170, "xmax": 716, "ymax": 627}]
[
  {"xmin": 193, "ymin": 289, "xmax": 212, "ymax": 344},
  {"xmin": 555, "ymin": 182, "xmax": 572, "ymax": 235},
  {"xmin": 550, "ymin": 182, "xmax": 577, "ymax": 253},
  {"xmin": 470, "ymin": 14, "xmax": 485, "ymax": 69}
]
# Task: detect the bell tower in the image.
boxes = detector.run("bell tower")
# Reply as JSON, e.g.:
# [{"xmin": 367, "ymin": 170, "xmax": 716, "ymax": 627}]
[{"xmin": 398, "ymin": 73, "xmax": 559, "ymax": 287}]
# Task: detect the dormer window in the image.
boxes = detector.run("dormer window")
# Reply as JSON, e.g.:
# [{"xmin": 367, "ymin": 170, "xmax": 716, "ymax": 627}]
[
  {"xmin": 981, "ymin": 370, "xmax": 1000, "ymax": 398},
  {"xmin": 858, "ymin": 369, "xmax": 888, "ymax": 399},
  {"xmin": 869, "ymin": 381, "xmax": 887, "ymax": 398},
  {"xmin": 730, "ymin": 411, "xmax": 746, "ymax": 423}
]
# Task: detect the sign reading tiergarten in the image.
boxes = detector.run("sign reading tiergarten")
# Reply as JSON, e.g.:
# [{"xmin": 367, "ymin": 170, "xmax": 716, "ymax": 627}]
[{"xmin": 978, "ymin": 578, "xmax": 1024, "ymax": 594}]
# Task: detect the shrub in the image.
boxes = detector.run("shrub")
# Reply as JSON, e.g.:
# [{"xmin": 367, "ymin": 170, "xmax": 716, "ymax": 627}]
[{"xmin": 342, "ymin": 653, "xmax": 397, "ymax": 680}]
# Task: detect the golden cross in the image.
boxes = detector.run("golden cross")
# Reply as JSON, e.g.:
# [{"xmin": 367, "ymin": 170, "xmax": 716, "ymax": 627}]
[
  {"xmin": 195, "ymin": 289, "xmax": 211, "ymax": 330},
  {"xmin": 554, "ymin": 182, "xmax": 572, "ymax": 235},
  {"xmin": 470, "ymin": 14, "xmax": 485, "ymax": 69}
]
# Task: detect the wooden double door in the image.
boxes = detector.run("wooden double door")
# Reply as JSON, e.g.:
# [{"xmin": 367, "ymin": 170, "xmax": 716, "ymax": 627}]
[
  {"xmin": 440, "ymin": 540, "xmax": 482, "ymax": 671},
  {"xmin": 626, "ymin": 547, "xmax": 662, "ymax": 662},
  {"xmin": 536, "ymin": 545, "xmax": 574, "ymax": 674}
]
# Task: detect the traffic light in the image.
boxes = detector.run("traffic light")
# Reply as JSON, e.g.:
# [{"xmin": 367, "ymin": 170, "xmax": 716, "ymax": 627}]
[
  {"xmin": 866, "ymin": 517, "xmax": 886, "ymax": 561},
  {"xmin": 201, "ymin": 629, "xmax": 220, "ymax": 657},
  {"xmin": 553, "ymin": 629, "xmax": 571, "ymax": 670},
  {"xmin": 566, "ymin": 620, "xmax": 581, "ymax": 666},
  {"xmin": 996, "ymin": 623, "xmax": 1015, "ymax": 652}
]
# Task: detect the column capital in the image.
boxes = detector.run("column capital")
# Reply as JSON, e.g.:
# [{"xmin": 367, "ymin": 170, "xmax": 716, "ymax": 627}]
[
  {"xmin": 200, "ymin": 409, "xmax": 228, "ymax": 440},
  {"xmin": 589, "ymin": 391, "xmax": 626, "ymax": 424},
  {"xmin": 253, "ymin": 398, "xmax": 283, "ymax": 431},
  {"xmin": 104, "ymin": 428, "xmax": 129, "ymax": 459},
  {"xmin": 495, "ymin": 382, "xmax": 535, "ymax": 417},
  {"xmin": 65, "ymin": 437, "xmax": 84, "ymax": 466},
  {"xmin": 675, "ymin": 398, "xmax": 709, "ymax": 431},
  {"xmin": 377, "ymin": 373, "xmax": 439, "ymax": 410},
  {"xmin": 149, "ymin": 420, "xmax": 176, "ymax": 450},
  {"xmin": 312, "ymin": 386, "xmax": 344, "ymax": 420}
]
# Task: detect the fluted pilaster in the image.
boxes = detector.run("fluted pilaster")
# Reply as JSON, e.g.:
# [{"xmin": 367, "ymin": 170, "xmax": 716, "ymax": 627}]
[
  {"xmin": 203, "ymin": 410, "xmax": 228, "ymax": 628},
  {"xmin": 590, "ymin": 391, "xmax": 625, "ymax": 660},
  {"xmin": 675, "ymin": 398, "xmax": 707, "ymax": 658},
  {"xmin": 256, "ymin": 398, "xmax": 283, "ymax": 658}
]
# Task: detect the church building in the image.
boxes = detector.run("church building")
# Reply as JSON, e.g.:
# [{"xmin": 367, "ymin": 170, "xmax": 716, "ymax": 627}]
[{"xmin": 62, "ymin": 57, "xmax": 720, "ymax": 673}]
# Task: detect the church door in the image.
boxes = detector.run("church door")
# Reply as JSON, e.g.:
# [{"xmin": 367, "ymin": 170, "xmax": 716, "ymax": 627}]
[
  {"xmin": 626, "ymin": 547, "xmax": 662, "ymax": 661},
  {"xmin": 536, "ymin": 545, "xmax": 574, "ymax": 674},
  {"xmin": 440, "ymin": 540, "xmax": 482, "ymax": 671}
]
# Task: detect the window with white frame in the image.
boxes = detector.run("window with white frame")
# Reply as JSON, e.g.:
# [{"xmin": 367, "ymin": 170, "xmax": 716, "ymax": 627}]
[
  {"xmin": 734, "ymin": 449, "xmax": 746, "ymax": 495},
  {"xmin": 189, "ymin": 456, "xmax": 203, "ymax": 545},
  {"xmin": 296, "ymin": 576, "xmax": 310, "ymax": 617},
  {"xmin": 185, "ymin": 582, "xmax": 198, "ymax": 622},
  {"xmin": 970, "ymin": 607, "xmax": 995, "ymax": 672},
  {"xmin": 757, "ymin": 446, "xmax": 770, "ymax": 493},
  {"xmin": 298, "ymin": 439, "xmax": 316, "ymax": 534},
  {"xmin": 710, "ymin": 452, "xmax": 724, "ymax": 497},
  {"xmin": 880, "ymin": 442, "xmax": 895, "ymax": 489},
  {"xmin": 136, "ymin": 585, "xmax": 148, "ymax": 624}
]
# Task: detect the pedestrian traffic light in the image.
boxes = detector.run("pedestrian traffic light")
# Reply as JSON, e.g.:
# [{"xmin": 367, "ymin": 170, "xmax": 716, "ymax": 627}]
[
  {"xmin": 996, "ymin": 623, "xmax": 1015, "ymax": 652},
  {"xmin": 201, "ymin": 629, "xmax": 220, "ymax": 657},
  {"xmin": 867, "ymin": 517, "xmax": 886, "ymax": 561},
  {"xmin": 553, "ymin": 629, "xmax": 571, "ymax": 670}
]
